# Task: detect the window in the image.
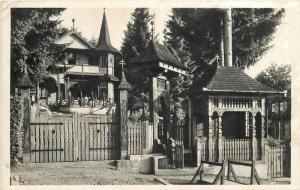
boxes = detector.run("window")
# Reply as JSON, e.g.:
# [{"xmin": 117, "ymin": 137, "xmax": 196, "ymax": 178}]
[
  {"xmin": 99, "ymin": 56, "xmax": 108, "ymax": 66},
  {"xmin": 68, "ymin": 53, "xmax": 76, "ymax": 65}
]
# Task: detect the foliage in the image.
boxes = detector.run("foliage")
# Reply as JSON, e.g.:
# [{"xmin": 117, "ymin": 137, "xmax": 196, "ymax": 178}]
[
  {"xmin": 120, "ymin": 8, "xmax": 152, "ymax": 110},
  {"xmin": 11, "ymin": 8, "xmax": 66, "ymax": 88},
  {"xmin": 256, "ymin": 64, "xmax": 291, "ymax": 91},
  {"xmin": 10, "ymin": 97, "xmax": 24, "ymax": 163},
  {"xmin": 164, "ymin": 8, "xmax": 285, "ymax": 109},
  {"xmin": 165, "ymin": 8, "xmax": 284, "ymax": 69},
  {"xmin": 121, "ymin": 8, "xmax": 152, "ymax": 62}
]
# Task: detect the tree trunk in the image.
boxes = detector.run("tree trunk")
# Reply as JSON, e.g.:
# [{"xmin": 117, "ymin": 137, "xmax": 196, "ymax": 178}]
[{"xmin": 224, "ymin": 8, "xmax": 232, "ymax": 67}]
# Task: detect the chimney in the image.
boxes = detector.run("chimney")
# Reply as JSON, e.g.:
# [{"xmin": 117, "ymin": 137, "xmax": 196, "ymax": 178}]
[{"xmin": 224, "ymin": 8, "xmax": 232, "ymax": 67}]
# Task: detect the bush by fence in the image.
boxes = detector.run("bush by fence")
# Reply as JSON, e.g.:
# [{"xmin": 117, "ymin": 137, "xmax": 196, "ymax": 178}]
[{"xmin": 10, "ymin": 97, "xmax": 24, "ymax": 163}]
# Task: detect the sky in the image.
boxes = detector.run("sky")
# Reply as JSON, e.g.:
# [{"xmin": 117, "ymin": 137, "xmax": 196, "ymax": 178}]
[{"xmin": 59, "ymin": 8, "xmax": 299, "ymax": 78}]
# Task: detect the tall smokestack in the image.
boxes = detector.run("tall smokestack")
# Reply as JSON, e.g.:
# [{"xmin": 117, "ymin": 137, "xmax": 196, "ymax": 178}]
[{"xmin": 224, "ymin": 8, "xmax": 232, "ymax": 67}]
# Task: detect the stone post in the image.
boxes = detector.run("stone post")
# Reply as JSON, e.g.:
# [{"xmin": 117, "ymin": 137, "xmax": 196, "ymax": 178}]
[
  {"xmin": 218, "ymin": 116, "xmax": 223, "ymax": 162},
  {"xmin": 252, "ymin": 114, "xmax": 257, "ymax": 160},
  {"xmin": 117, "ymin": 67, "xmax": 131, "ymax": 159}
]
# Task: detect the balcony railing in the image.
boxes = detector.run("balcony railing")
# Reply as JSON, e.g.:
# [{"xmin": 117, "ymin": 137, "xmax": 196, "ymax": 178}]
[{"xmin": 65, "ymin": 65, "xmax": 101, "ymax": 74}]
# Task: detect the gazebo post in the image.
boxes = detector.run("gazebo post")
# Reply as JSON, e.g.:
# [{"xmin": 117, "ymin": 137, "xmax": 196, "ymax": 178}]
[
  {"xmin": 252, "ymin": 114, "xmax": 257, "ymax": 160},
  {"xmin": 218, "ymin": 115, "xmax": 223, "ymax": 162}
]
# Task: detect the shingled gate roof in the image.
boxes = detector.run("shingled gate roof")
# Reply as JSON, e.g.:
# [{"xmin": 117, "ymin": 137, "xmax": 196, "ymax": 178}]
[
  {"xmin": 128, "ymin": 41, "xmax": 187, "ymax": 70},
  {"xmin": 96, "ymin": 11, "xmax": 119, "ymax": 53},
  {"xmin": 203, "ymin": 66, "xmax": 281, "ymax": 93}
]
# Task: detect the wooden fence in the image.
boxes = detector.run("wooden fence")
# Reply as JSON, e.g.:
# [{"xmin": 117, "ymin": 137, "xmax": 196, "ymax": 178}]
[
  {"xmin": 127, "ymin": 119, "xmax": 146, "ymax": 155},
  {"xmin": 266, "ymin": 142, "xmax": 291, "ymax": 178},
  {"xmin": 28, "ymin": 113, "xmax": 119, "ymax": 163},
  {"xmin": 222, "ymin": 138, "xmax": 251, "ymax": 161}
]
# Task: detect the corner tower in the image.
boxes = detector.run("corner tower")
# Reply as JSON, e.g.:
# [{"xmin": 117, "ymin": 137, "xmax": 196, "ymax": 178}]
[{"xmin": 96, "ymin": 9, "xmax": 120, "ymax": 103}]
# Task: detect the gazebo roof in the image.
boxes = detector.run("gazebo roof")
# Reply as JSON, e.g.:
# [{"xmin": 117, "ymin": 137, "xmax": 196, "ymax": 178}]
[
  {"xmin": 128, "ymin": 40, "xmax": 188, "ymax": 70},
  {"xmin": 201, "ymin": 66, "xmax": 282, "ymax": 94}
]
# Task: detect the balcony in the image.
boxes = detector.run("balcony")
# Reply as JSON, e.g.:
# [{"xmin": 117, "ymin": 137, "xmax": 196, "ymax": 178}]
[{"xmin": 67, "ymin": 65, "xmax": 98, "ymax": 74}]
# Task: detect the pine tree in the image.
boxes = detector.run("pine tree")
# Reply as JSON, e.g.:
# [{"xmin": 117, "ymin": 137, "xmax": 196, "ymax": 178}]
[
  {"xmin": 11, "ymin": 8, "xmax": 66, "ymax": 90},
  {"xmin": 165, "ymin": 8, "xmax": 285, "ymax": 110},
  {"xmin": 120, "ymin": 8, "xmax": 152, "ymax": 110},
  {"xmin": 165, "ymin": 8, "xmax": 285, "ymax": 69},
  {"xmin": 121, "ymin": 8, "xmax": 152, "ymax": 62}
]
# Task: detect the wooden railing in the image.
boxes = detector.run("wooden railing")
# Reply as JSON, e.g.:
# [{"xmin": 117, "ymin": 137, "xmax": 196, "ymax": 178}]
[
  {"xmin": 221, "ymin": 97, "xmax": 253, "ymax": 108},
  {"xmin": 222, "ymin": 138, "xmax": 251, "ymax": 161}
]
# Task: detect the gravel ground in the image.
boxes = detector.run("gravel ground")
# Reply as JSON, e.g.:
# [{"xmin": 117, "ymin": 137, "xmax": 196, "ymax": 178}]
[
  {"xmin": 10, "ymin": 161, "xmax": 290, "ymax": 185},
  {"xmin": 10, "ymin": 161, "xmax": 160, "ymax": 185}
]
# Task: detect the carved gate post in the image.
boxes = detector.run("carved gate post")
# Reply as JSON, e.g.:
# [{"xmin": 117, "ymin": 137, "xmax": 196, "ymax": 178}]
[
  {"xmin": 15, "ymin": 63, "xmax": 34, "ymax": 163},
  {"xmin": 117, "ymin": 66, "xmax": 131, "ymax": 159}
]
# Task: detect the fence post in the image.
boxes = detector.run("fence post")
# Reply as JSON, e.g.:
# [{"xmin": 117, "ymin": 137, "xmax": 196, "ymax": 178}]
[{"xmin": 117, "ymin": 67, "xmax": 131, "ymax": 159}]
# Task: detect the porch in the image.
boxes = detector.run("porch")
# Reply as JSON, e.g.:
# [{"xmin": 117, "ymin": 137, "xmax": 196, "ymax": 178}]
[{"xmin": 194, "ymin": 110, "xmax": 265, "ymax": 164}]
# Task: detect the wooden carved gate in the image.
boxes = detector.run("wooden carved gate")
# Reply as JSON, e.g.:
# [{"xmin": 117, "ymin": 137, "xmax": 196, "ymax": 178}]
[{"xmin": 28, "ymin": 113, "xmax": 119, "ymax": 163}]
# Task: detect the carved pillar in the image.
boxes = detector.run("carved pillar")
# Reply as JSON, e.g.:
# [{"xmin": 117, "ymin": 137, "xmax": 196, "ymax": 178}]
[
  {"xmin": 65, "ymin": 76, "xmax": 69, "ymax": 103},
  {"xmin": 218, "ymin": 115, "xmax": 223, "ymax": 162},
  {"xmin": 261, "ymin": 116, "xmax": 265, "ymax": 162},
  {"xmin": 118, "ymin": 68, "xmax": 131, "ymax": 159},
  {"xmin": 208, "ymin": 116, "xmax": 214, "ymax": 161},
  {"xmin": 252, "ymin": 114, "xmax": 257, "ymax": 160},
  {"xmin": 57, "ymin": 74, "xmax": 61, "ymax": 105}
]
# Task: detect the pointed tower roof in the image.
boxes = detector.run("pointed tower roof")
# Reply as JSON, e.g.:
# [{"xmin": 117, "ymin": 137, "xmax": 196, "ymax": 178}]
[
  {"xmin": 96, "ymin": 9, "xmax": 119, "ymax": 53},
  {"xmin": 15, "ymin": 63, "xmax": 34, "ymax": 89}
]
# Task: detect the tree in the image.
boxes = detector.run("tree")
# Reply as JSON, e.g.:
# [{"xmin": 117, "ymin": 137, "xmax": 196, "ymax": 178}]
[
  {"xmin": 165, "ymin": 8, "xmax": 285, "ymax": 69},
  {"xmin": 11, "ymin": 8, "xmax": 66, "ymax": 91},
  {"xmin": 120, "ymin": 8, "xmax": 152, "ymax": 110},
  {"xmin": 121, "ymin": 8, "xmax": 152, "ymax": 62},
  {"xmin": 256, "ymin": 64, "xmax": 291, "ymax": 91},
  {"xmin": 164, "ymin": 8, "xmax": 285, "ymax": 108}
]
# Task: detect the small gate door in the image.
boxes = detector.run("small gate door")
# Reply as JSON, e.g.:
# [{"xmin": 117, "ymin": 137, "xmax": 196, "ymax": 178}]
[{"xmin": 76, "ymin": 113, "xmax": 119, "ymax": 161}]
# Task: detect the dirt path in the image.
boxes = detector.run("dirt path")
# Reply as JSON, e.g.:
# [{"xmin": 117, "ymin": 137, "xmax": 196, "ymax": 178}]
[{"xmin": 10, "ymin": 161, "xmax": 160, "ymax": 185}]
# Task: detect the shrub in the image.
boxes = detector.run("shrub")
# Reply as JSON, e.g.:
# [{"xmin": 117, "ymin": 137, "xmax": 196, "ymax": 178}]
[{"xmin": 10, "ymin": 97, "xmax": 24, "ymax": 163}]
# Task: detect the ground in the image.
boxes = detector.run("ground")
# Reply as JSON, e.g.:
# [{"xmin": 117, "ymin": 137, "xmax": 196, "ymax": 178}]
[
  {"xmin": 10, "ymin": 161, "xmax": 160, "ymax": 185},
  {"xmin": 10, "ymin": 161, "xmax": 290, "ymax": 185}
]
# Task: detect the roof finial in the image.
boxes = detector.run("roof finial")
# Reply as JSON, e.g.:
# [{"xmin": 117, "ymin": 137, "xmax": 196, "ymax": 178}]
[
  {"xmin": 72, "ymin": 18, "xmax": 75, "ymax": 30},
  {"xmin": 119, "ymin": 59, "xmax": 126, "ymax": 71},
  {"xmin": 104, "ymin": 8, "xmax": 106, "ymax": 14}
]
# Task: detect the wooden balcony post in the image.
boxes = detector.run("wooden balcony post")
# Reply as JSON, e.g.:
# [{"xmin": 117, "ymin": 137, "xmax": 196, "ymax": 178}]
[
  {"xmin": 252, "ymin": 114, "xmax": 257, "ymax": 160},
  {"xmin": 218, "ymin": 116, "xmax": 223, "ymax": 162}
]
